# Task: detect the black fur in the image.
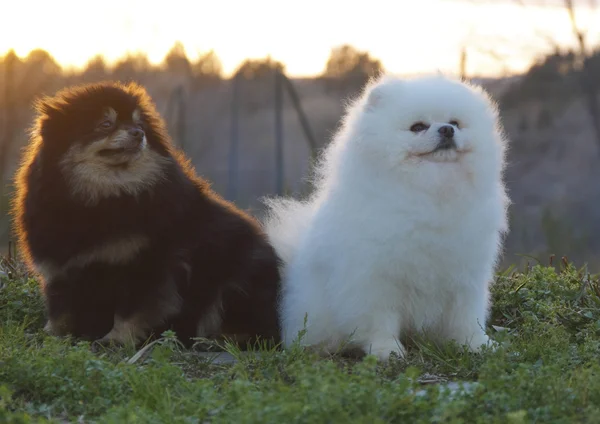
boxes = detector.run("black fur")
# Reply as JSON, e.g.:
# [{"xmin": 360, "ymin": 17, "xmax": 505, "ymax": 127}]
[{"xmin": 12, "ymin": 81, "xmax": 282, "ymax": 348}]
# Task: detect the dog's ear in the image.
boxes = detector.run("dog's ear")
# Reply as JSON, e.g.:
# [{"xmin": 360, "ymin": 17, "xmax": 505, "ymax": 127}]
[
  {"xmin": 32, "ymin": 91, "xmax": 77, "ymax": 140},
  {"xmin": 363, "ymin": 73, "xmax": 398, "ymax": 111},
  {"xmin": 33, "ymin": 95, "xmax": 62, "ymax": 118},
  {"xmin": 365, "ymin": 85, "xmax": 383, "ymax": 111}
]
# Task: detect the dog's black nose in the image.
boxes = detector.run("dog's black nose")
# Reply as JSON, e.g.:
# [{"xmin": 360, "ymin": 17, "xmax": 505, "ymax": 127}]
[
  {"xmin": 438, "ymin": 125, "xmax": 454, "ymax": 138},
  {"xmin": 128, "ymin": 128, "xmax": 144, "ymax": 140}
]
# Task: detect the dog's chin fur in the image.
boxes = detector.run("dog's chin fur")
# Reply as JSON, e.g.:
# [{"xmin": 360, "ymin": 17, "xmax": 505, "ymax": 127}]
[
  {"xmin": 60, "ymin": 137, "xmax": 170, "ymax": 206},
  {"xmin": 263, "ymin": 73, "xmax": 511, "ymax": 361}
]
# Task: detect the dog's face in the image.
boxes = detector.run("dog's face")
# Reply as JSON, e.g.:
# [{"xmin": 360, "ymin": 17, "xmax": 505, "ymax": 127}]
[
  {"xmin": 348, "ymin": 75, "xmax": 504, "ymax": 173},
  {"xmin": 34, "ymin": 83, "xmax": 171, "ymax": 204},
  {"xmin": 65, "ymin": 106, "xmax": 148, "ymax": 167}
]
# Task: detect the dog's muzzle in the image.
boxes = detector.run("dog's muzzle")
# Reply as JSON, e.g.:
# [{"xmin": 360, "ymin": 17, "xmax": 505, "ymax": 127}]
[{"xmin": 435, "ymin": 125, "xmax": 457, "ymax": 150}]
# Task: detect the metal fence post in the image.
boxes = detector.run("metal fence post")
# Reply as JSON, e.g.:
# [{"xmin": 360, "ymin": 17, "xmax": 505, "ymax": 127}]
[
  {"xmin": 281, "ymin": 74, "xmax": 318, "ymax": 157},
  {"xmin": 227, "ymin": 73, "xmax": 241, "ymax": 201},
  {"xmin": 274, "ymin": 69, "xmax": 284, "ymax": 195}
]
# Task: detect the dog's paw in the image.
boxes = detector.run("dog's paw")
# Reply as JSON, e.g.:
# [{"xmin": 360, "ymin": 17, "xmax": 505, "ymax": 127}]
[
  {"xmin": 43, "ymin": 317, "xmax": 70, "ymax": 337},
  {"xmin": 466, "ymin": 332, "xmax": 496, "ymax": 353},
  {"xmin": 90, "ymin": 336, "xmax": 123, "ymax": 353},
  {"xmin": 364, "ymin": 338, "xmax": 406, "ymax": 361}
]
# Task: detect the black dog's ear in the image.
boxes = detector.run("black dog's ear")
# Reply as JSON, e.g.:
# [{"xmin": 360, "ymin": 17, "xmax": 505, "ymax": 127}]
[
  {"xmin": 122, "ymin": 80, "xmax": 146, "ymax": 94},
  {"xmin": 33, "ymin": 95, "xmax": 65, "ymax": 119},
  {"xmin": 31, "ymin": 92, "xmax": 76, "ymax": 143}
]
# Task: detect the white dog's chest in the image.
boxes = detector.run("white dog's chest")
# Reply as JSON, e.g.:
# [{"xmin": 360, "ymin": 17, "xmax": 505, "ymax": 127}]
[{"xmin": 347, "ymin": 211, "xmax": 497, "ymax": 286}]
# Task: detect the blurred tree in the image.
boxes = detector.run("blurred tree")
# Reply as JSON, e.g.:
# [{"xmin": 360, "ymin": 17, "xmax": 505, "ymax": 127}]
[
  {"xmin": 112, "ymin": 52, "xmax": 153, "ymax": 82},
  {"xmin": 164, "ymin": 41, "xmax": 192, "ymax": 76},
  {"xmin": 321, "ymin": 44, "xmax": 384, "ymax": 95},
  {"xmin": 230, "ymin": 56, "xmax": 285, "ymax": 113},
  {"xmin": 83, "ymin": 54, "xmax": 108, "ymax": 81},
  {"xmin": 193, "ymin": 50, "xmax": 222, "ymax": 78},
  {"xmin": 234, "ymin": 56, "xmax": 285, "ymax": 80},
  {"xmin": 191, "ymin": 49, "xmax": 223, "ymax": 90},
  {"xmin": 323, "ymin": 44, "xmax": 382, "ymax": 79},
  {"xmin": 25, "ymin": 49, "xmax": 61, "ymax": 77},
  {"xmin": 21, "ymin": 49, "xmax": 61, "ymax": 98}
]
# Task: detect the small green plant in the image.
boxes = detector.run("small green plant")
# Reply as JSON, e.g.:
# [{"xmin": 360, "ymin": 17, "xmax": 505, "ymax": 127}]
[{"xmin": 0, "ymin": 191, "xmax": 11, "ymax": 254}]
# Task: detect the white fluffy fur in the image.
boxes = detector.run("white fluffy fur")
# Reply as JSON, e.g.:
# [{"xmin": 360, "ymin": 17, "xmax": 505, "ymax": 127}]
[{"xmin": 262, "ymin": 73, "xmax": 510, "ymax": 361}]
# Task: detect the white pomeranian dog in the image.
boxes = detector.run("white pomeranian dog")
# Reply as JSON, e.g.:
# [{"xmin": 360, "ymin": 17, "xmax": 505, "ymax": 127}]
[{"xmin": 263, "ymin": 73, "xmax": 510, "ymax": 361}]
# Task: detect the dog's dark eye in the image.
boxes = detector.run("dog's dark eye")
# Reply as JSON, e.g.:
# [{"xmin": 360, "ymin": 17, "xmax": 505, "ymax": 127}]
[
  {"xmin": 449, "ymin": 120, "xmax": 460, "ymax": 128},
  {"xmin": 99, "ymin": 120, "xmax": 113, "ymax": 129},
  {"xmin": 410, "ymin": 122, "xmax": 429, "ymax": 133}
]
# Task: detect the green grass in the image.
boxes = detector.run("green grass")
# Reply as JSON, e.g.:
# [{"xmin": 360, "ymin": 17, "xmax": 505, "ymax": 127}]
[{"xmin": 2, "ymin": 257, "xmax": 600, "ymax": 423}]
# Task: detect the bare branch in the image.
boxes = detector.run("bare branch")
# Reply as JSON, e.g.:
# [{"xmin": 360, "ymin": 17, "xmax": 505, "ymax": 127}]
[{"xmin": 565, "ymin": 0, "xmax": 586, "ymax": 53}]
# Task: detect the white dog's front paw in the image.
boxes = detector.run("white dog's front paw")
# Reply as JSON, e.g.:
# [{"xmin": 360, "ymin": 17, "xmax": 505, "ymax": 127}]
[
  {"xmin": 466, "ymin": 332, "xmax": 495, "ymax": 353},
  {"xmin": 364, "ymin": 338, "xmax": 406, "ymax": 361}
]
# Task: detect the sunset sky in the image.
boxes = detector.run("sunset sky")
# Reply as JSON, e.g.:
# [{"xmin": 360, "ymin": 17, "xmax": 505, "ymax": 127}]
[{"xmin": 2, "ymin": 0, "xmax": 599, "ymax": 78}]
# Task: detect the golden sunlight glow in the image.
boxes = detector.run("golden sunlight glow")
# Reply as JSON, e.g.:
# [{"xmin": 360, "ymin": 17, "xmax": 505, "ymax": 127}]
[{"xmin": 2, "ymin": 0, "xmax": 599, "ymax": 77}]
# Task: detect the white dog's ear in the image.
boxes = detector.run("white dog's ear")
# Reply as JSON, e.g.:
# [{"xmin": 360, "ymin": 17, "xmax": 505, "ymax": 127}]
[{"xmin": 365, "ymin": 85, "xmax": 385, "ymax": 111}]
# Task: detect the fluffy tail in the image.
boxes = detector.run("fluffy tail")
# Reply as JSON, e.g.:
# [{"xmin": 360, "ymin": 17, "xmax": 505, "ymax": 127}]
[{"xmin": 261, "ymin": 197, "xmax": 316, "ymax": 268}]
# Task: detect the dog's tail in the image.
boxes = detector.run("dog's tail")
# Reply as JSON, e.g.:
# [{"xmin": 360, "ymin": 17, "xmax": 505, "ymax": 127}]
[{"xmin": 261, "ymin": 197, "xmax": 316, "ymax": 268}]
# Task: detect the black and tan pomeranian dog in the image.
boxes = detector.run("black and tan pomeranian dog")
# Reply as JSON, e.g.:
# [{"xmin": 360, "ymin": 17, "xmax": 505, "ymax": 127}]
[{"xmin": 12, "ymin": 81, "xmax": 282, "ymax": 349}]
